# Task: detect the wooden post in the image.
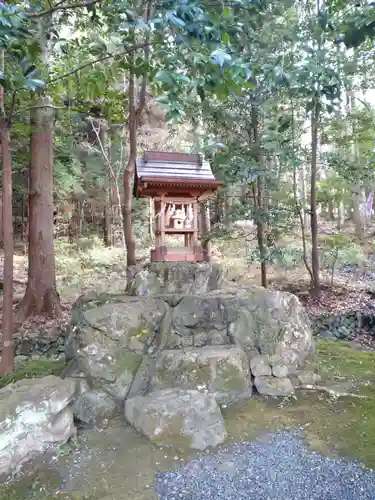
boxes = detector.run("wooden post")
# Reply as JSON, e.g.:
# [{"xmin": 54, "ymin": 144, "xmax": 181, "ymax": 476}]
[
  {"xmin": 160, "ymin": 197, "xmax": 165, "ymax": 248},
  {"xmin": 149, "ymin": 197, "xmax": 154, "ymax": 238},
  {"xmin": 155, "ymin": 200, "xmax": 161, "ymax": 248}
]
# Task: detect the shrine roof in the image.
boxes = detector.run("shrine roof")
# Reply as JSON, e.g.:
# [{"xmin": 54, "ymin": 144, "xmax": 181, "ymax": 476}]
[{"xmin": 135, "ymin": 151, "xmax": 216, "ymax": 183}]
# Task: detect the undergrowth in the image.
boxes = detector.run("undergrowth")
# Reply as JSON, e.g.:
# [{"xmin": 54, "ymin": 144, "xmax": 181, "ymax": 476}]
[{"xmin": 54, "ymin": 236, "xmax": 126, "ymax": 292}]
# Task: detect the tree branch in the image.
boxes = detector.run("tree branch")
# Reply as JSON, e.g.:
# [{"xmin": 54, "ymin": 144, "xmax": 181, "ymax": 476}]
[
  {"xmin": 46, "ymin": 40, "xmax": 159, "ymax": 85},
  {"xmin": 13, "ymin": 104, "xmax": 65, "ymax": 116},
  {"xmin": 30, "ymin": 0, "xmax": 103, "ymax": 18}
]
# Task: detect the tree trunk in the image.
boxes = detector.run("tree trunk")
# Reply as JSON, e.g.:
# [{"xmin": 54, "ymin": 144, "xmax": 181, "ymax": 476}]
[
  {"xmin": 0, "ymin": 118, "xmax": 14, "ymax": 375},
  {"xmin": 328, "ymin": 200, "xmax": 334, "ymax": 220},
  {"xmin": 256, "ymin": 176, "xmax": 267, "ymax": 288},
  {"xmin": 345, "ymin": 90, "xmax": 364, "ymax": 238},
  {"xmin": 300, "ymin": 162, "xmax": 309, "ymax": 231},
  {"xmin": 352, "ymin": 185, "xmax": 363, "ymax": 238},
  {"xmin": 17, "ymin": 95, "xmax": 61, "ymax": 320},
  {"xmin": 123, "ymin": 70, "xmax": 137, "ymax": 267},
  {"xmin": 0, "ymin": 20, "xmax": 14, "ymax": 375},
  {"xmin": 223, "ymin": 192, "xmax": 233, "ymax": 230},
  {"xmin": 250, "ymin": 104, "xmax": 267, "ymax": 288},
  {"xmin": 293, "ymin": 155, "xmax": 313, "ymax": 283},
  {"xmin": 99, "ymin": 120, "xmax": 112, "ymax": 247},
  {"xmin": 310, "ymin": 105, "xmax": 320, "ymax": 295},
  {"xmin": 337, "ymin": 199, "xmax": 345, "ymax": 229},
  {"xmin": 122, "ymin": 5, "xmax": 150, "ymax": 268},
  {"xmin": 199, "ymin": 201, "xmax": 212, "ymax": 261}
]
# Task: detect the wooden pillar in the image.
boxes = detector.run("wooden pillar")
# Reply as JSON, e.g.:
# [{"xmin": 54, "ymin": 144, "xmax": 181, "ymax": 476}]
[
  {"xmin": 149, "ymin": 197, "xmax": 154, "ymax": 238},
  {"xmin": 192, "ymin": 201, "xmax": 198, "ymax": 248},
  {"xmin": 160, "ymin": 197, "xmax": 166, "ymax": 248},
  {"xmin": 155, "ymin": 200, "xmax": 161, "ymax": 248}
]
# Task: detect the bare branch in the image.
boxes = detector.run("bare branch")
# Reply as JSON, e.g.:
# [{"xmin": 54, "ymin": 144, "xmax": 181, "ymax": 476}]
[
  {"xmin": 13, "ymin": 104, "xmax": 65, "ymax": 116},
  {"xmin": 30, "ymin": 0, "xmax": 103, "ymax": 18},
  {"xmin": 46, "ymin": 40, "xmax": 160, "ymax": 85}
]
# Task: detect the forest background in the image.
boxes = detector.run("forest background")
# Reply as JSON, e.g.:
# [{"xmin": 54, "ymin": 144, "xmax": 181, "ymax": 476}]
[{"xmin": 0, "ymin": 0, "xmax": 374, "ymax": 374}]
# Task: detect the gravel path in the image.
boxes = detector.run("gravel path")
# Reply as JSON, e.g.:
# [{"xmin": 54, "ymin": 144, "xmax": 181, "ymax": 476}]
[{"xmin": 156, "ymin": 431, "xmax": 375, "ymax": 500}]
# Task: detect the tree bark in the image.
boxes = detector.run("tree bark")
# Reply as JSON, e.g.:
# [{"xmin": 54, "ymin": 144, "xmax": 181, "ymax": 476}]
[
  {"xmin": 99, "ymin": 120, "xmax": 112, "ymax": 247},
  {"xmin": 123, "ymin": 70, "xmax": 137, "ymax": 267},
  {"xmin": 337, "ymin": 199, "xmax": 345, "ymax": 229},
  {"xmin": 0, "ymin": 118, "xmax": 14, "ymax": 375},
  {"xmin": 293, "ymin": 156, "xmax": 313, "ymax": 284},
  {"xmin": 256, "ymin": 175, "xmax": 267, "ymax": 288},
  {"xmin": 199, "ymin": 201, "xmax": 212, "ymax": 261},
  {"xmin": 300, "ymin": 162, "xmax": 309, "ymax": 231},
  {"xmin": 250, "ymin": 103, "xmax": 267, "ymax": 288},
  {"xmin": 352, "ymin": 186, "xmax": 364, "ymax": 238},
  {"xmin": 0, "ymin": 16, "xmax": 14, "ymax": 375},
  {"xmin": 122, "ymin": 1, "xmax": 151, "ymax": 268},
  {"xmin": 17, "ymin": 95, "xmax": 61, "ymax": 320},
  {"xmin": 345, "ymin": 90, "xmax": 364, "ymax": 238},
  {"xmin": 310, "ymin": 105, "xmax": 320, "ymax": 295}
]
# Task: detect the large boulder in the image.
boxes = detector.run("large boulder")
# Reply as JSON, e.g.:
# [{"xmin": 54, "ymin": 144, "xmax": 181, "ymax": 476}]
[
  {"xmin": 127, "ymin": 262, "xmax": 224, "ymax": 296},
  {"xmin": 0, "ymin": 376, "xmax": 75, "ymax": 478},
  {"xmin": 72, "ymin": 390, "xmax": 117, "ymax": 426},
  {"xmin": 64, "ymin": 277, "xmax": 315, "ymax": 411},
  {"xmin": 254, "ymin": 376, "xmax": 295, "ymax": 396},
  {"xmin": 64, "ymin": 295, "xmax": 170, "ymax": 404},
  {"xmin": 227, "ymin": 287, "xmax": 315, "ymax": 369},
  {"xmin": 151, "ymin": 346, "xmax": 252, "ymax": 406},
  {"xmin": 124, "ymin": 389, "xmax": 227, "ymax": 450}
]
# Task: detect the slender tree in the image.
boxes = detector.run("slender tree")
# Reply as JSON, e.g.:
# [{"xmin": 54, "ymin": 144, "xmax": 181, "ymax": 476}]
[{"xmin": 0, "ymin": 0, "xmax": 14, "ymax": 375}]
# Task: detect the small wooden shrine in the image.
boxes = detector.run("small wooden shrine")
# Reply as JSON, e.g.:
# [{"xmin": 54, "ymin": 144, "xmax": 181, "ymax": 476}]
[{"xmin": 135, "ymin": 151, "xmax": 221, "ymax": 262}]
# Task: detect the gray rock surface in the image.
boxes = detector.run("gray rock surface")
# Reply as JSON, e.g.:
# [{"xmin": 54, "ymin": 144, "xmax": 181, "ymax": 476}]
[
  {"xmin": 250, "ymin": 355, "xmax": 271, "ymax": 377},
  {"xmin": 272, "ymin": 364, "xmax": 289, "ymax": 378},
  {"xmin": 0, "ymin": 375, "xmax": 75, "ymax": 477},
  {"xmin": 297, "ymin": 371, "xmax": 322, "ymax": 386},
  {"xmin": 127, "ymin": 262, "xmax": 224, "ymax": 296},
  {"xmin": 152, "ymin": 346, "xmax": 252, "ymax": 405},
  {"xmin": 124, "ymin": 389, "xmax": 227, "ymax": 450},
  {"xmin": 254, "ymin": 376, "xmax": 295, "ymax": 396},
  {"xmin": 72, "ymin": 390, "xmax": 117, "ymax": 426}
]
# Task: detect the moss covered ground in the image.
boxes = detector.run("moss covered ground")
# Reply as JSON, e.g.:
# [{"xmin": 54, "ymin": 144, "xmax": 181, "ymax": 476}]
[{"xmin": 224, "ymin": 339, "xmax": 375, "ymax": 467}]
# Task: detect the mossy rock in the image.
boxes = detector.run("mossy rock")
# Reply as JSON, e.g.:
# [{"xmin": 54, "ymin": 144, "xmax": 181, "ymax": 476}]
[{"xmin": 152, "ymin": 346, "xmax": 252, "ymax": 405}]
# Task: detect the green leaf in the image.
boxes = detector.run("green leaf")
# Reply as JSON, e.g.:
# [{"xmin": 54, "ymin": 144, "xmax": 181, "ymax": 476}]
[
  {"xmin": 135, "ymin": 19, "xmax": 149, "ymax": 30},
  {"xmin": 155, "ymin": 70, "xmax": 174, "ymax": 85},
  {"xmin": 24, "ymin": 78, "xmax": 45, "ymax": 91},
  {"xmin": 165, "ymin": 108, "xmax": 182, "ymax": 121},
  {"xmin": 167, "ymin": 12, "xmax": 186, "ymax": 29},
  {"xmin": 24, "ymin": 65, "xmax": 37, "ymax": 77},
  {"xmin": 210, "ymin": 49, "xmax": 232, "ymax": 68},
  {"xmin": 156, "ymin": 95, "xmax": 170, "ymax": 105}
]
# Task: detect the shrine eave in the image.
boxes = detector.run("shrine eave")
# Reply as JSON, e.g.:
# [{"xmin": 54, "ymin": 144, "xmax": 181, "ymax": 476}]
[{"xmin": 135, "ymin": 177, "xmax": 222, "ymax": 198}]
